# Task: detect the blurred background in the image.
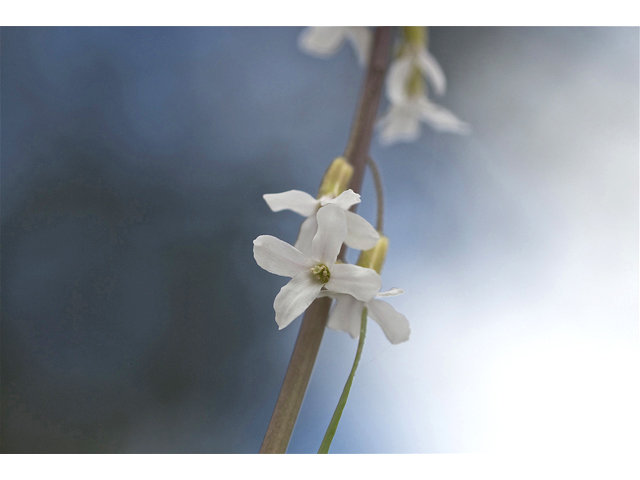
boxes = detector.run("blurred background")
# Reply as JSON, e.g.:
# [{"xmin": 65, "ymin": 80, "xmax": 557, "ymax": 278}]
[{"xmin": 1, "ymin": 27, "xmax": 638, "ymax": 454}]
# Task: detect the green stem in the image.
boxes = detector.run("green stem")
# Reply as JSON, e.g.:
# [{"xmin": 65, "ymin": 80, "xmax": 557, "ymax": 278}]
[{"xmin": 318, "ymin": 308, "xmax": 368, "ymax": 454}]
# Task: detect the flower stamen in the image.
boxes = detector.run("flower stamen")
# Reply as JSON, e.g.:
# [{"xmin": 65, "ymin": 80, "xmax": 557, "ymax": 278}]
[{"xmin": 311, "ymin": 264, "xmax": 331, "ymax": 283}]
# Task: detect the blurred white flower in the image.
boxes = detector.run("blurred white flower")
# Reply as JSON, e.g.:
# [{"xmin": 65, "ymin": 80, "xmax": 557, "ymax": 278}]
[
  {"xmin": 253, "ymin": 204, "xmax": 382, "ymax": 329},
  {"xmin": 386, "ymin": 45, "xmax": 447, "ymax": 104},
  {"xmin": 379, "ymin": 95, "xmax": 470, "ymax": 144},
  {"xmin": 379, "ymin": 36, "xmax": 469, "ymax": 144},
  {"xmin": 263, "ymin": 188, "xmax": 379, "ymax": 256},
  {"xmin": 298, "ymin": 27, "xmax": 372, "ymax": 66},
  {"xmin": 325, "ymin": 288, "xmax": 410, "ymax": 344}
]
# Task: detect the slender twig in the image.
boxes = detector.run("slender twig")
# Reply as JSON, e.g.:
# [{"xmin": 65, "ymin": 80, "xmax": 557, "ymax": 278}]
[
  {"xmin": 344, "ymin": 27, "xmax": 394, "ymax": 199},
  {"xmin": 259, "ymin": 27, "xmax": 393, "ymax": 454},
  {"xmin": 318, "ymin": 308, "xmax": 368, "ymax": 454},
  {"xmin": 259, "ymin": 296, "xmax": 332, "ymax": 453},
  {"xmin": 367, "ymin": 156, "xmax": 385, "ymax": 233}
]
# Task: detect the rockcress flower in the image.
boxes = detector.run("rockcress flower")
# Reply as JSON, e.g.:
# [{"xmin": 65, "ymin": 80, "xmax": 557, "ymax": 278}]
[
  {"xmin": 298, "ymin": 27, "xmax": 372, "ymax": 66},
  {"xmin": 379, "ymin": 27, "xmax": 469, "ymax": 144},
  {"xmin": 321, "ymin": 233, "xmax": 410, "ymax": 345},
  {"xmin": 263, "ymin": 188, "xmax": 379, "ymax": 256},
  {"xmin": 378, "ymin": 95, "xmax": 470, "ymax": 144},
  {"xmin": 324, "ymin": 288, "xmax": 410, "ymax": 344},
  {"xmin": 253, "ymin": 204, "xmax": 381, "ymax": 329}
]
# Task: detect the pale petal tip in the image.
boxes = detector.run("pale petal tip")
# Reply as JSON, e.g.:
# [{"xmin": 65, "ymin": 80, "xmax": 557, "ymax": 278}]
[
  {"xmin": 376, "ymin": 287, "xmax": 405, "ymax": 298},
  {"xmin": 392, "ymin": 328, "xmax": 411, "ymax": 345}
]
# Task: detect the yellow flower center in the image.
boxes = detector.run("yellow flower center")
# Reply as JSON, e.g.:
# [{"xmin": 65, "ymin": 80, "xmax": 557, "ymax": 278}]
[{"xmin": 311, "ymin": 264, "xmax": 330, "ymax": 283}]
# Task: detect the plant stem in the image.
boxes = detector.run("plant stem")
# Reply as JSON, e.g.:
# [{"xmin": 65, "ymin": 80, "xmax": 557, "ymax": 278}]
[
  {"xmin": 367, "ymin": 156, "xmax": 385, "ymax": 232},
  {"xmin": 344, "ymin": 27, "xmax": 393, "ymax": 199},
  {"xmin": 259, "ymin": 27, "xmax": 393, "ymax": 454},
  {"xmin": 318, "ymin": 308, "xmax": 368, "ymax": 453},
  {"xmin": 259, "ymin": 296, "xmax": 332, "ymax": 453}
]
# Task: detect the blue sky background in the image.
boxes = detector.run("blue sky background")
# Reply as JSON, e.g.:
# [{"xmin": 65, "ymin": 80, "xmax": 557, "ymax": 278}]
[{"xmin": 1, "ymin": 27, "xmax": 638, "ymax": 453}]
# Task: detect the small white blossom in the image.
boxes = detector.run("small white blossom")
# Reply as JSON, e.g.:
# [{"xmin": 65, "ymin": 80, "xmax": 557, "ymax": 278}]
[
  {"xmin": 254, "ymin": 204, "xmax": 382, "ymax": 330},
  {"xmin": 386, "ymin": 45, "xmax": 448, "ymax": 104},
  {"xmin": 298, "ymin": 27, "xmax": 372, "ymax": 66},
  {"xmin": 263, "ymin": 188, "xmax": 379, "ymax": 256},
  {"xmin": 380, "ymin": 41, "xmax": 469, "ymax": 144},
  {"xmin": 324, "ymin": 288, "xmax": 410, "ymax": 344},
  {"xmin": 379, "ymin": 95, "xmax": 470, "ymax": 144}
]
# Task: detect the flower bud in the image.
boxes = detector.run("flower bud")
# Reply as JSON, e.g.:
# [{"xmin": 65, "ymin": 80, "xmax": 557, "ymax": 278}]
[
  {"xmin": 357, "ymin": 235, "xmax": 389, "ymax": 274},
  {"xmin": 317, "ymin": 157, "xmax": 354, "ymax": 198},
  {"xmin": 402, "ymin": 27, "xmax": 427, "ymax": 48}
]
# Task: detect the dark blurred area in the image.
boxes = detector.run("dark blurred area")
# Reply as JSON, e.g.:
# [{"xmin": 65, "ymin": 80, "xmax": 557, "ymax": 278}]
[{"xmin": 1, "ymin": 27, "xmax": 316, "ymax": 453}]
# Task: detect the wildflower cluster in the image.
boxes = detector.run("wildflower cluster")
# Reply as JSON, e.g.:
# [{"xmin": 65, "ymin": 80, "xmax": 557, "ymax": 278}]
[{"xmin": 253, "ymin": 158, "xmax": 409, "ymax": 344}]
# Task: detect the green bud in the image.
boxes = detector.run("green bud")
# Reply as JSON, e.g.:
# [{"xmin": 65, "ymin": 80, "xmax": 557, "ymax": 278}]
[
  {"xmin": 318, "ymin": 157, "xmax": 354, "ymax": 199},
  {"xmin": 407, "ymin": 67, "xmax": 424, "ymax": 97},
  {"xmin": 402, "ymin": 27, "xmax": 427, "ymax": 48},
  {"xmin": 357, "ymin": 235, "xmax": 389, "ymax": 274}
]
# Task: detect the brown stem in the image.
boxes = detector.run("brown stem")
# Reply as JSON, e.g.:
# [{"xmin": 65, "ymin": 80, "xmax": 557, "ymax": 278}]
[
  {"xmin": 344, "ymin": 26, "xmax": 393, "ymax": 198},
  {"xmin": 259, "ymin": 296, "xmax": 332, "ymax": 453},
  {"xmin": 259, "ymin": 26, "xmax": 393, "ymax": 454},
  {"xmin": 367, "ymin": 156, "xmax": 385, "ymax": 233}
]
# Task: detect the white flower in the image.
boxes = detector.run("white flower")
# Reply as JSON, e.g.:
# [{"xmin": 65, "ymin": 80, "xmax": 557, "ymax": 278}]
[
  {"xmin": 324, "ymin": 288, "xmax": 410, "ymax": 344},
  {"xmin": 298, "ymin": 27, "xmax": 372, "ymax": 66},
  {"xmin": 378, "ymin": 95, "xmax": 470, "ymax": 144},
  {"xmin": 387, "ymin": 45, "xmax": 448, "ymax": 104},
  {"xmin": 379, "ymin": 42, "xmax": 469, "ymax": 144},
  {"xmin": 263, "ymin": 188, "xmax": 379, "ymax": 256},
  {"xmin": 253, "ymin": 204, "xmax": 382, "ymax": 330}
]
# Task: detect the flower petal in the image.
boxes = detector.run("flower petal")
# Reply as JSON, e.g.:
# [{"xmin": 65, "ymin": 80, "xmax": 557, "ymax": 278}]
[
  {"xmin": 322, "ymin": 188, "xmax": 361, "ymax": 210},
  {"xmin": 367, "ymin": 299, "xmax": 411, "ymax": 344},
  {"xmin": 298, "ymin": 27, "xmax": 346, "ymax": 58},
  {"xmin": 253, "ymin": 235, "xmax": 314, "ymax": 277},
  {"xmin": 376, "ymin": 287, "xmax": 405, "ymax": 298},
  {"xmin": 418, "ymin": 99, "xmax": 471, "ymax": 134},
  {"xmin": 345, "ymin": 211, "xmax": 379, "ymax": 250},
  {"xmin": 274, "ymin": 272, "xmax": 323, "ymax": 329},
  {"xmin": 263, "ymin": 190, "xmax": 319, "ymax": 217},
  {"xmin": 385, "ymin": 55, "xmax": 413, "ymax": 104},
  {"xmin": 345, "ymin": 27, "xmax": 372, "ymax": 66},
  {"xmin": 311, "ymin": 204, "xmax": 347, "ymax": 267},
  {"xmin": 415, "ymin": 48, "xmax": 446, "ymax": 96},
  {"xmin": 325, "ymin": 264, "xmax": 381, "ymax": 302},
  {"xmin": 293, "ymin": 214, "xmax": 317, "ymax": 256},
  {"xmin": 378, "ymin": 104, "xmax": 421, "ymax": 145},
  {"xmin": 327, "ymin": 293, "xmax": 363, "ymax": 339}
]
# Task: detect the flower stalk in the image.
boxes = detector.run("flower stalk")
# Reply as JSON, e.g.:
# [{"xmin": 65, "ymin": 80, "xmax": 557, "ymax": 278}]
[
  {"xmin": 259, "ymin": 26, "xmax": 393, "ymax": 454},
  {"xmin": 344, "ymin": 27, "xmax": 394, "ymax": 197},
  {"xmin": 317, "ymin": 307, "xmax": 368, "ymax": 454}
]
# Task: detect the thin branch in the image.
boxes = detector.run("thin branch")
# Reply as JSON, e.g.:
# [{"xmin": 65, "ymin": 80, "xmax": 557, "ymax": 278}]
[
  {"xmin": 259, "ymin": 297, "xmax": 332, "ymax": 453},
  {"xmin": 344, "ymin": 27, "xmax": 393, "ymax": 199}
]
